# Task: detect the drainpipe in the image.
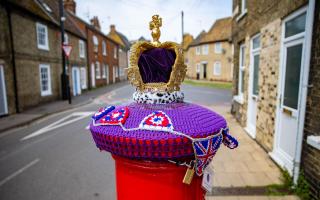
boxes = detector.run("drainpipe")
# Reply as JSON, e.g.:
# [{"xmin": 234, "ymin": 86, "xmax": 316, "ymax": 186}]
[
  {"xmin": 85, "ymin": 27, "xmax": 91, "ymax": 90},
  {"xmin": 5, "ymin": 1, "xmax": 20, "ymax": 113},
  {"xmin": 293, "ymin": 0, "xmax": 315, "ymax": 184}
]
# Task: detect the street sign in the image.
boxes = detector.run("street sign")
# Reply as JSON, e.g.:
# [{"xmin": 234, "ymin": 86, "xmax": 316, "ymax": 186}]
[{"xmin": 62, "ymin": 44, "xmax": 72, "ymax": 57}]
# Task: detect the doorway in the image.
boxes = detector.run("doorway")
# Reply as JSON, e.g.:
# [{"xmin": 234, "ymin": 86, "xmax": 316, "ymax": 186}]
[
  {"xmin": 72, "ymin": 67, "xmax": 81, "ymax": 96},
  {"xmin": 91, "ymin": 63, "xmax": 95, "ymax": 88},
  {"xmin": 0, "ymin": 65, "xmax": 8, "ymax": 116},
  {"xmin": 271, "ymin": 6, "xmax": 313, "ymax": 174},
  {"xmin": 246, "ymin": 34, "xmax": 261, "ymax": 138}
]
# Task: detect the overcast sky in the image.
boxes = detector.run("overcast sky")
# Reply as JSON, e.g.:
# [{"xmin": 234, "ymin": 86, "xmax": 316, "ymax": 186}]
[{"xmin": 75, "ymin": 0, "xmax": 232, "ymax": 42}]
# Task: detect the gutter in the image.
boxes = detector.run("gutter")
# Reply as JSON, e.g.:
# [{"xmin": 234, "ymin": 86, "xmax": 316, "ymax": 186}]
[{"xmin": 5, "ymin": 1, "xmax": 19, "ymax": 113}]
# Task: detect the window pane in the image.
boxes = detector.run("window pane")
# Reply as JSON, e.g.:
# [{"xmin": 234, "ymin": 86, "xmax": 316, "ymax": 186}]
[
  {"xmin": 252, "ymin": 35, "xmax": 260, "ymax": 49},
  {"xmin": 285, "ymin": 13, "xmax": 306, "ymax": 38},
  {"xmin": 252, "ymin": 54, "xmax": 260, "ymax": 95},
  {"xmin": 283, "ymin": 44, "xmax": 302, "ymax": 109}
]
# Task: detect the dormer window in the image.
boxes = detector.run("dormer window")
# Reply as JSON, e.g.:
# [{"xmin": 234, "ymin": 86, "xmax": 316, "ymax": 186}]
[
  {"xmin": 236, "ymin": 0, "xmax": 247, "ymax": 21},
  {"xmin": 93, "ymin": 35, "xmax": 99, "ymax": 53}
]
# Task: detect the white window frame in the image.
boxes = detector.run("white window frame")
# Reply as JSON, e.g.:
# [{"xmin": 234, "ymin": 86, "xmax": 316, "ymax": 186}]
[
  {"xmin": 80, "ymin": 67, "xmax": 87, "ymax": 89},
  {"xmin": 250, "ymin": 34, "xmax": 261, "ymax": 99},
  {"xmin": 102, "ymin": 41, "xmax": 107, "ymax": 56},
  {"xmin": 214, "ymin": 42, "xmax": 222, "ymax": 54},
  {"xmin": 95, "ymin": 62, "xmax": 101, "ymax": 79},
  {"xmin": 39, "ymin": 64, "xmax": 52, "ymax": 96},
  {"xmin": 234, "ymin": 43, "xmax": 246, "ymax": 104},
  {"xmin": 79, "ymin": 40, "xmax": 85, "ymax": 58},
  {"xmin": 196, "ymin": 46, "xmax": 201, "ymax": 55},
  {"xmin": 93, "ymin": 35, "xmax": 99, "ymax": 53},
  {"xmin": 36, "ymin": 22, "xmax": 49, "ymax": 50},
  {"xmin": 114, "ymin": 66, "xmax": 119, "ymax": 78},
  {"xmin": 114, "ymin": 47, "xmax": 117, "ymax": 59},
  {"xmin": 202, "ymin": 44, "xmax": 209, "ymax": 55},
  {"xmin": 196, "ymin": 63, "xmax": 200, "ymax": 73},
  {"xmin": 213, "ymin": 61, "xmax": 221, "ymax": 75},
  {"xmin": 236, "ymin": 0, "xmax": 247, "ymax": 21},
  {"xmin": 102, "ymin": 64, "xmax": 107, "ymax": 78}
]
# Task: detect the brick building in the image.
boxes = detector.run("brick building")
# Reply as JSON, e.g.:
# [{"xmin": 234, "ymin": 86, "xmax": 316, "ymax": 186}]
[
  {"xmin": 0, "ymin": 0, "xmax": 88, "ymax": 115},
  {"xmin": 186, "ymin": 17, "xmax": 233, "ymax": 82},
  {"xmin": 66, "ymin": 1, "xmax": 119, "ymax": 88},
  {"xmin": 108, "ymin": 25, "xmax": 131, "ymax": 81},
  {"xmin": 231, "ymin": 0, "xmax": 319, "ymax": 198}
]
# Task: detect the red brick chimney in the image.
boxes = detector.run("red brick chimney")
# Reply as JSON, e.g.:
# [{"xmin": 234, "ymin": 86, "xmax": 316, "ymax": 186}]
[
  {"xmin": 90, "ymin": 16, "xmax": 101, "ymax": 30},
  {"xmin": 63, "ymin": 0, "xmax": 76, "ymax": 14},
  {"xmin": 110, "ymin": 24, "xmax": 116, "ymax": 34}
]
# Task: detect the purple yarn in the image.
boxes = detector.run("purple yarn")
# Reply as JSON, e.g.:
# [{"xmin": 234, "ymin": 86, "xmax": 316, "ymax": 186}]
[
  {"xmin": 90, "ymin": 102, "xmax": 226, "ymax": 140},
  {"xmin": 138, "ymin": 48, "xmax": 176, "ymax": 83}
]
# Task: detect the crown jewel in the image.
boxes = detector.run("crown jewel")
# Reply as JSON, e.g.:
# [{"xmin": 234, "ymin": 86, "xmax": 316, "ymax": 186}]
[{"xmin": 128, "ymin": 15, "xmax": 187, "ymax": 92}]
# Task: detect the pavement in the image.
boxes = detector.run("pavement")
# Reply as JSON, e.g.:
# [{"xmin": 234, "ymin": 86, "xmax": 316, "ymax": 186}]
[{"xmin": 0, "ymin": 82, "xmax": 299, "ymax": 200}]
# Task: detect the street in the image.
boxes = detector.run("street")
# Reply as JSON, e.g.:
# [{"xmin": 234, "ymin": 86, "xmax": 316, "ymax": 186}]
[{"xmin": 0, "ymin": 83, "xmax": 231, "ymax": 200}]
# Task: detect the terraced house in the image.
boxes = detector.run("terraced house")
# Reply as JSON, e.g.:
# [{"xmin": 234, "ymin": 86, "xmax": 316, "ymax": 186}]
[
  {"xmin": 0, "ymin": 0, "xmax": 88, "ymax": 115},
  {"xmin": 65, "ymin": 0, "xmax": 119, "ymax": 89},
  {"xmin": 186, "ymin": 17, "xmax": 233, "ymax": 82},
  {"xmin": 231, "ymin": 0, "xmax": 319, "ymax": 198}
]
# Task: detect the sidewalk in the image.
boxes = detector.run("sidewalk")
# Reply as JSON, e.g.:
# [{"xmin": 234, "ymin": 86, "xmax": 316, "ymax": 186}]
[
  {"xmin": 0, "ymin": 81, "xmax": 128, "ymax": 133},
  {"xmin": 205, "ymin": 105, "xmax": 299, "ymax": 200}
]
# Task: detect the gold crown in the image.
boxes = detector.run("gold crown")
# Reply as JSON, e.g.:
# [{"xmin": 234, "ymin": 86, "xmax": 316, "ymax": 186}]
[{"xmin": 128, "ymin": 15, "xmax": 187, "ymax": 92}]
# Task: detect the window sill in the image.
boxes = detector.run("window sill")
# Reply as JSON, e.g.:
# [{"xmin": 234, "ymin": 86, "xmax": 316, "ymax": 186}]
[
  {"xmin": 41, "ymin": 91, "xmax": 52, "ymax": 96},
  {"xmin": 233, "ymin": 95, "xmax": 244, "ymax": 104},
  {"xmin": 236, "ymin": 9, "xmax": 247, "ymax": 22},
  {"xmin": 38, "ymin": 46, "xmax": 49, "ymax": 51},
  {"xmin": 307, "ymin": 136, "xmax": 320, "ymax": 151}
]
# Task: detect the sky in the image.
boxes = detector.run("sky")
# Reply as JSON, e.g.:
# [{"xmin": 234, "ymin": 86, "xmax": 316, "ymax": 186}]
[{"xmin": 75, "ymin": 0, "xmax": 232, "ymax": 43}]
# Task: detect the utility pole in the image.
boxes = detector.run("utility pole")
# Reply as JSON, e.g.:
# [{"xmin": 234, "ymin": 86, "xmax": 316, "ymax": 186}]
[
  {"xmin": 59, "ymin": 0, "xmax": 71, "ymax": 103},
  {"xmin": 181, "ymin": 11, "xmax": 184, "ymax": 48}
]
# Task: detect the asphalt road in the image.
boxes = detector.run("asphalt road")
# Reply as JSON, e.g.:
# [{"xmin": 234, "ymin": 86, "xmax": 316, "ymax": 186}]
[{"xmin": 0, "ymin": 83, "xmax": 231, "ymax": 200}]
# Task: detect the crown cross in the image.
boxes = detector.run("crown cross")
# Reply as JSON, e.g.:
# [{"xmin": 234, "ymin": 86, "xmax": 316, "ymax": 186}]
[{"xmin": 149, "ymin": 15, "xmax": 162, "ymax": 46}]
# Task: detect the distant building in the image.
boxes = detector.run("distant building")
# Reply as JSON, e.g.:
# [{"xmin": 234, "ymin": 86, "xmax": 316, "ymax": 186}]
[
  {"xmin": 108, "ymin": 25, "xmax": 131, "ymax": 81},
  {"xmin": 186, "ymin": 17, "xmax": 233, "ymax": 82},
  {"xmin": 231, "ymin": 0, "xmax": 319, "ymax": 198},
  {"xmin": 0, "ymin": 0, "xmax": 88, "ymax": 115},
  {"xmin": 65, "ymin": 0, "xmax": 119, "ymax": 88},
  {"xmin": 130, "ymin": 36, "xmax": 150, "ymax": 44}
]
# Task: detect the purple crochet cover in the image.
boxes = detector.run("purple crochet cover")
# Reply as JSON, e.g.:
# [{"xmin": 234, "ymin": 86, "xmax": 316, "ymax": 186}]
[{"xmin": 90, "ymin": 102, "xmax": 227, "ymax": 160}]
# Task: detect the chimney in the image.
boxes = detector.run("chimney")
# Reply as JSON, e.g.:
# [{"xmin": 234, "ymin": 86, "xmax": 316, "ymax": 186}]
[
  {"xmin": 110, "ymin": 24, "xmax": 116, "ymax": 34},
  {"xmin": 63, "ymin": 0, "xmax": 76, "ymax": 14},
  {"xmin": 90, "ymin": 16, "xmax": 101, "ymax": 30}
]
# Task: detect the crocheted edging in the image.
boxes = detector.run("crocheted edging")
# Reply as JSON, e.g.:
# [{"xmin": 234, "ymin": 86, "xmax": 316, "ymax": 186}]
[{"xmin": 133, "ymin": 91, "xmax": 184, "ymax": 104}]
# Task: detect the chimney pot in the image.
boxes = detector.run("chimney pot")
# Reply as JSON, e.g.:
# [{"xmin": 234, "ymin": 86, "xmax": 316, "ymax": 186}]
[{"xmin": 63, "ymin": 0, "xmax": 76, "ymax": 14}]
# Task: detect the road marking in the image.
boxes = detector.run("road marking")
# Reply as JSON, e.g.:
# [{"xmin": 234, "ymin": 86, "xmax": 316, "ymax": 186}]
[
  {"xmin": 21, "ymin": 112, "xmax": 94, "ymax": 141},
  {"xmin": 0, "ymin": 158, "xmax": 40, "ymax": 187}
]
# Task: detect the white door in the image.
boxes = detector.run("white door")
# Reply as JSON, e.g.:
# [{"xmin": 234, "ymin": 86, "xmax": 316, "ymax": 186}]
[
  {"xmin": 271, "ymin": 7, "xmax": 310, "ymax": 174},
  {"xmin": 246, "ymin": 34, "xmax": 261, "ymax": 138},
  {"xmin": 113, "ymin": 66, "xmax": 116, "ymax": 83},
  {"xmin": 0, "ymin": 65, "xmax": 8, "ymax": 116},
  {"xmin": 72, "ymin": 67, "xmax": 81, "ymax": 96},
  {"xmin": 91, "ymin": 63, "xmax": 96, "ymax": 88},
  {"xmin": 106, "ymin": 65, "xmax": 109, "ymax": 84}
]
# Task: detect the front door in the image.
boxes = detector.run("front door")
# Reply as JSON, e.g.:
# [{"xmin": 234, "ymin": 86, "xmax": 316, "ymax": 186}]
[
  {"xmin": 91, "ymin": 63, "xmax": 95, "ymax": 88},
  {"xmin": 0, "ymin": 65, "xmax": 8, "ymax": 116},
  {"xmin": 246, "ymin": 34, "xmax": 260, "ymax": 138},
  {"xmin": 203, "ymin": 63, "xmax": 207, "ymax": 79},
  {"xmin": 113, "ymin": 66, "xmax": 116, "ymax": 83},
  {"xmin": 272, "ymin": 8, "xmax": 309, "ymax": 173},
  {"xmin": 72, "ymin": 67, "xmax": 81, "ymax": 96}
]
